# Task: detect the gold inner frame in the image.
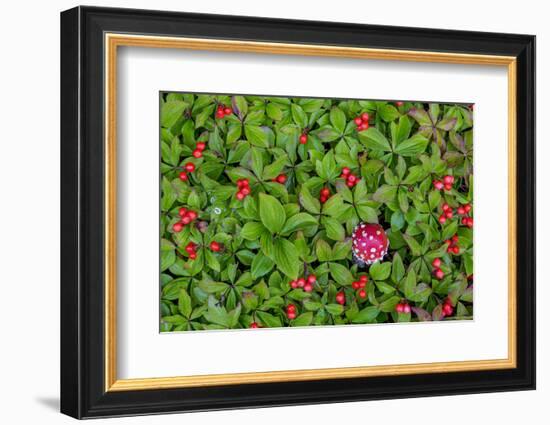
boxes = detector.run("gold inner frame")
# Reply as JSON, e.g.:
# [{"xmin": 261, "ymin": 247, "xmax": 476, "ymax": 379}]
[{"xmin": 104, "ymin": 33, "xmax": 517, "ymax": 392}]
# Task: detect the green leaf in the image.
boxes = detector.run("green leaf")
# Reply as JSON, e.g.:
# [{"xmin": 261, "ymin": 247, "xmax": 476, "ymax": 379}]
[
  {"xmin": 330, "ymin": 107, "xmax": 347, "ymax": 133},
  {"xmin": 273, "ymin": 238, "xmax": 300, "ymax": 279},
  {"xmin": 291, "ymin": 104, "xmax": 308, "ymax": 128},
  {"xmin": 324, "ymin": 217, "xmax": 345, "ymax": 241},
  {"xmin": 245, "ymin": 124, "xmax": 269, "ymax": 147},
  {"xmin": 281, "ymin": 213, "xmax": 318, "ymax": 235},
  {"xmin": 257, "ymin": 311, "xmax": 282, "ymax": 328},
  {"xmin": 161, "ymin": 101, "xmax": 187, "ymax": 128},
  {"xmin": 402, "ymin": 233, "xmax": 422, "ymax": 257},
  {"xmin": 372, "ymin": 185, "xmax": 397, "ymax": 203},
  {"xmin": 391, "ymin": 252, "xmax": 405, "ymax": 283},
  {"xmin": 358, "ymin": 127, "xmax": 392, "ymax": 151},
  {"xmin": 369, "ymin": 261, "xmax": 392, "ymax": 281},
  {"xmin": 329, "ymin": 262, "xmax": 353, "ymax": 286},
  {"xmin": 403, "ymin": 269, "xmax": 417, "ymax": 298},
  {"xmin": 352, "ymin": 306, "xmax": 379, "ymax": 323},
  {"xmin": 394, "ymin": 134, "xmax": 429, "ymax": 156},
  {"xmin": 299, "ymin": 186, "xmax": 321, "ymax": 214},
  {"xmin": 316, "ymin": 239, "xmax": 332, "ymax": 262},
  {"xmin": 378, "ymin": 104, "xmax": 400, "ymax": 122},
  {"xmin": 241, "ymin": 222, "xmax": 266, "ymax": 240},
  {"xmin": 178, "ymin": 289, "xmax": 192, "ymax": 318},
  {"xmin": 322, "ymin": 194, "xmax": 344, "ymax": 217},
  {"xmin": 259, "ymin": 193, "xmax": 286, "ymax": 234},
  {"xmin": 325, "ymin": 304, "xmax": 344, "ymax": 315},
  {"xmin": 379, "ymin": 296, "xmax": 401, "ymax": 312},
  {"xmin": 251, "ymin": 253, "xmax": 275, "ymax": 279},
  {"xmin": 292, "ymin": 312, "xmax": 313, "ymax": 327},
  {"xmin": 262, "ymin": 155, "xmax": 288, "ymax": 180}
]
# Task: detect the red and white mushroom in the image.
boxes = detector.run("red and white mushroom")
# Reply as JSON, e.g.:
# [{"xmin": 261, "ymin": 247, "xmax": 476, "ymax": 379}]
[{"xmin": 351, "ymin": 223, "xmax": 389, "ymax": 265}]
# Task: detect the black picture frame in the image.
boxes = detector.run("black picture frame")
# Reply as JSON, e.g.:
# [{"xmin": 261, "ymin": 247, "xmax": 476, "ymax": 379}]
[{"xmin": 61, "ymin": 5, "xmax": 536, "ymax": 419}]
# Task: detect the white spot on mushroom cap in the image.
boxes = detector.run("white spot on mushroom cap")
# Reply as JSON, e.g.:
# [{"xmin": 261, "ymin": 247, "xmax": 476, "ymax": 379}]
[{"xmin": 370, "ymin": 248, "xmax": 376, "ymax": 253}]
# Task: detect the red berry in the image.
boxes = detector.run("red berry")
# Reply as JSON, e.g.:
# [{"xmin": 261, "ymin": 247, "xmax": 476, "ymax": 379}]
[
  {"xmin": 396, "ymin": 101, "xmax": 404, "ymax": 107},
  {"xmin": 287, "ymin": 312, "xmax": 296, "ymax": 320},
  {"xmin": 181, "ymin": 216, "xmax": 191, "ymax": 225},
  {"xmin": 359, "ymin": 281, "xmax": 366, "ymax": 288},
  {"xmin": 347, "ymin": 174, "xmax": 357, "ymax": 184},
  {"xmin": 185, "ymin": 243, "xmax": 195, "ymax": 254},
  {"xmin": 396, "ymin": 303, "xmax": 404, "ymax": 313},
  {"xmin": 442, "ymin": 303, "xmax": 453, "ymax": 316},
  {"xmin": 196, "ymin": 141, "xmax": 206, "ymax": 151},
  {"xmin": 303, "ymin": 283, "xmax": 313, "ymax": 292},
  {"xmin": 433, "ymin": 180, "xmax": 444, "ymax": 190},
  {"xmin": 178, "ymin": 207, "xmax": 187, "ymax": 217},
  {"xmin": 445, "ymin": 210, "xmax": 453, "ymax": 219},
  {"xmin": 439, "ymin": 215, "xmax": 447, "ymax": 224},
  {"xmin": 444, "ymin": 183, "xmax": 453, "ymax": 191},
  {"xmin": 358, "ymin": 289, "xmax": 366, "ymax": 299},
  {"xmin": 466, "ymin": 217, "xmax": 474, "ymax": 228},
  {"xmin": 457, "ymin": 206, "xmax": 465, "ymax": 215},
  {"xmin": 216, "ymin": 111, "xmax": 225, "ymax": 119},
  {"xmin": 236, "ymin": 192, "xmax": 245, "ymax": 201},
  {"xmin": 461, "ymin": 217, "xmax": 468, "ymax": 225},
  {"xmin": 276, "ymin": 174, "xmax": 287, "ymax": 184},
  {"xmin": 359, "ymin": 275, "xmax": 368, "ymax": 283},
  {"xmin": 192, "ymin": 149, "xmax": 203, "ymax": 158},
  {"xmin": 432, "ymin": 258, "xmax": 442, "ymax": 268},
  {"xmin": 445, "ymin": 239, "xmax": 452, "ymax": 245},
  {"xmin": 186, "ymin": 210, "xmax": 198, "ymax": 220},
  {"xmin": 452, "ymin": 246, "xmax": 460, "ymax": 254},
  {"xmin": 287, "ymin": 303, "xmax": 296, "ymax": 311},
  {"xmin": 442, "ymin": 203, "xmax": 450, "ymax": 211},
  {"xmin": 290, "ymin": 280, "xmax": 298, "ymax": 289},
  {"xmin": 443, "ymin": 175, "xmax": 454, "ymax": 185},
  {"xmin": 452, "ymin": 235, "xmax": 459, "ymax": 243},
  {"xmin": 320, "ymin": 187, "xmax": 330, "ymax": 197},
  {"xmin": 361, "ymin": 112, "xmax": 370, "ymax": 122},
  {"xmin": 179, "ymin": 171, "xmax": 188, "ymax": 181},
  {"xmin": 307, "ymin": 274, "xmax": 317, "ymax": 284},
  {"xmin": 352, "ymin": 281, "xmax": 360, "ymax": 290},
  {"xmin": 403, "ymin": 304, "xmax": 411, "ymax": 314},
  {"xmin": 209, "ymin": 241, "xmax": 220, "ymax": 252},
  {"xmin": 464, "ymin": 204, "xmax": 472, "ymax": 213},
  {"xmin": 320, "ymin": 195, "xmax": 328, "ymax": 203},
  {"xmin": 240, "ymin": 187, "xmax": 251, "ymax": 196},
  {"xmin": 341, "ymin": 167, "xmax": 351, "ymax": 176},
  {"xmin": 299, "ymin": 134, "xmax": 308, "ymax": 144},
  {"xmin": 434, "ymin": 268, "xmax": 444, "ymax": 280},
  {"xmin": 336, "ymin": 291, "xmax": 346, "ymax": 305},
  {"xmin": 250, "ymin": 322, "xmax": 259, "ymax": 328},
  {"xmin": 354, "ymin": 117, "xmax": 363, "ymax": 126},
  {"xmin": 224, "ymin": 107, "xmax": 232, "ymax": 115},
  {"xmin": 297, "ymin": 278, "xmax": 306, "ymax": 288},
  {"xmin": 172, "ymin": 222, "xmax": 184, "ymax": 232},
  {"xmin": 184, "ymin": 162, "xmax": 195, "ymax": 172},
  {"xmin": 359, "ymin": 122, "xmax": 369, "ymax": 131},
  {"xmin": 189, "ymin": 252, "xmax": 197, "ymax": 260},
  {"xmin": 346, "ymin": 180, "xmax": 355, "ymax": 188}
]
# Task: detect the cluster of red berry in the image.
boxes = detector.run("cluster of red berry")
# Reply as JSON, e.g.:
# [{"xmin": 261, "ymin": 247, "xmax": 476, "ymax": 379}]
[
  {"xmin": 444, "ymin": 235, "xmax": 460, "ymax": 254},
  {"xmin": 172, "ymin": 207, "xmax": 198, "ymax": 232},
  {"xmin": 458, "ymin": 203, "xmax": 473, "ymax": 228},
  {"xmin": 352, "ymin": 275, "xmax": 369, "ymax": 299},
  {"xmin": 192, "ymin": 141, "xmax": 207, "ymax": 158},
  {"xmin": 340, "ymin": 167, "xmax": 360, "ymax": 188},
  {"xmin": 319, "ymin": 187, "xmax": 331, "ymax": 204},
  {"xmin": 209, "ymin": 241, "xmax": 221, "ymax": 252},
  {"xmin": 438, "ymin": 202, "xmax": 454, "ymax": 224},
  {"xmin": 235, "ymin": 178, "xmax": 251, "ymax": 201},
  {"xmin": 215, "ymin": 104, "xmax": 233, "ymax": 119},
  {"xmin": 395, "ymin": 302, "xmax": 411, "ymax": 313},
  {"xmin": 286, "ymin": 304, "xmax": 297, "ymax": 320},
  {"xmin": 441, "ymin": 298, "xmax": 454, "ymax": 316},
  {"xmin": 433, "ymin": 175, "xmax": 455, "ymax": 191},
  {"xmin": 272, "ymin": 174, "xmax": 287, "ymax": 184},
  {"xmin": 431, "ymin": 257, "xmax": 445, "ymax": 280},
  {"xmin": 185, "ymin": 242, "xmax": 198, "ymax": 260},
  {"xmin": 290, "ymin": 274, "xmax": 317, "ymax": 293},
  {"xmin": 179, "ymin": 161, "xmax": 196, "ymax": 182},
  {"xmin": 354, "ymin": 112, "xmax": 370, "ymax": 131},
  {"xmin": 299, "ymin": 133, "xmax": 308, "ymax": 144}
]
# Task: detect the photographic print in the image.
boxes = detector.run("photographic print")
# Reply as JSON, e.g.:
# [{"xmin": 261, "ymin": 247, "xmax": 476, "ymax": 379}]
[{"xmin": 159, "ymin": 93, "xmax": 474, "ymax": 332}]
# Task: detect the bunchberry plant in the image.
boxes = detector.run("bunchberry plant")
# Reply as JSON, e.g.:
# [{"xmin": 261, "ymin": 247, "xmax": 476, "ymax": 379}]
[{"xmin": 160, "ymin": 93, "xmax": 474, "ymax": 331}]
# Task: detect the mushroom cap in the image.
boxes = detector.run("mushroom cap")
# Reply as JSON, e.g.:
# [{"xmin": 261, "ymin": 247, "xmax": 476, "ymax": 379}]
[{"xmin": 351, "ymin": 223, "xmax": 389, "ymax": 265}]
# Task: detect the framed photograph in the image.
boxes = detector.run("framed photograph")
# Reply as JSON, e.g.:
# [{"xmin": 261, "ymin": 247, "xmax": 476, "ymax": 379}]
[{"xmin": 60, "ymin": 6, "xmax": 536, "ymax": 419}]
